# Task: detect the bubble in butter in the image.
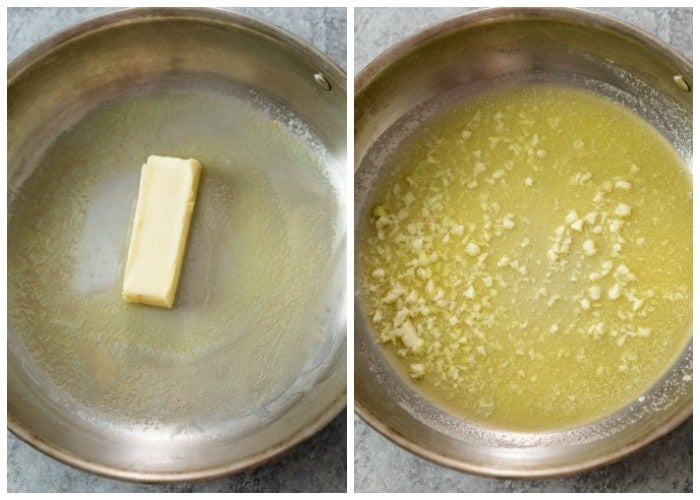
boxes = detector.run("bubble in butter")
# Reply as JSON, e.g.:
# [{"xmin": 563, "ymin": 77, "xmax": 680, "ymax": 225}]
[{"xmin": 358, "ymin": 84, "xmax": 691, "ymax": 431}]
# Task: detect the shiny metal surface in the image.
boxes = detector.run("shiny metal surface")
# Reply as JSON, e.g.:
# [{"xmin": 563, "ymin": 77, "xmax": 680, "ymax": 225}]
[
  {"xmin": 355, "ymin": 8, "xmax": 691, "ymax": 478},
  {"xmin": 8, "ymin": 8, "xmax": 346, "ymax": 482}
]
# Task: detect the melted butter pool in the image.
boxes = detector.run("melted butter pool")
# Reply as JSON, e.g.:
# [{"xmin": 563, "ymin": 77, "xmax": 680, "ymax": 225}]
[
  {"xmin": 358, "ymin": 84, "xmax": 691, "ymax": 431},
  {"xmin": 9, "ymin": 81, "xmax": 340, "ymax": 430}
]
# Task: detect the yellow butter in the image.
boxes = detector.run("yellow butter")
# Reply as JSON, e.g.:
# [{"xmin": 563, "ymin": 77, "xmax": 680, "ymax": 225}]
[
  {"xmin": 359, "ymin": 84, "xmax": 692, "ymax": 431},
  {"xmin": 122, "ymin": 155, "xmax": 201, "ymax": 308}
]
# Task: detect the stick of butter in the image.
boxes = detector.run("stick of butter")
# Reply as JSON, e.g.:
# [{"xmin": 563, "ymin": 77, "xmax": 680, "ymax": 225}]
[{"xmin": 122, "ymin": 155, "xmax": 201, "ymax": 308}]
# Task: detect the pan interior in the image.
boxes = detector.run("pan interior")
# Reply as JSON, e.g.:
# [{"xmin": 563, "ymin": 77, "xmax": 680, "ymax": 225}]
[
  {"xmin": 356, "ymin": 81, "xmax": 691, "ymax": 432},
  {"xmin": 355, "ymin": 51, "xmax": 691, "ymax": 470},
  {"xmin": 9, "ymin": 75, "xmax": 344, "ymax": 443}
]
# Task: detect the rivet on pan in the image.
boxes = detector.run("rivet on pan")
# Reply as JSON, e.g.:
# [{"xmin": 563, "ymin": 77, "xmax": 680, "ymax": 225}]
[
  {"xmin": 314, "ymin": 73, "xmax": 332, "ymax": 91},
  {"xmin": 673, "ymin": 74, "xmax": 691, "ymax": 93}
]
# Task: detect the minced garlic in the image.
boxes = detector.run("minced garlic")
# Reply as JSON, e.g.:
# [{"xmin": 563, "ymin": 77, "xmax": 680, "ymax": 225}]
[{"xmin": 358, "ymin": 84, "xmax": 691, "ymax": 431}]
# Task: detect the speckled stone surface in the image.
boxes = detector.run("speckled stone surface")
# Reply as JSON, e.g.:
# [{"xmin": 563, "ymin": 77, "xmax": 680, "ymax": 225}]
[
  {"xmin": 354, "ymin": 7, "xmax": 691, "ymax": 493},
  {"xmin": 7, "ymin": 7, "xmax": 347, "ymax": 493}
]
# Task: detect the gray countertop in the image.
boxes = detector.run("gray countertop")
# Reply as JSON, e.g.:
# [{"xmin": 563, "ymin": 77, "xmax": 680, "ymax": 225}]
[
  {"xmin": 7, "ymin": 7, "xmax": 347, "ymax": 493},
  {"xmin": 354, "ymin": 7, "xmax": 692, "ymax": 493}
]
